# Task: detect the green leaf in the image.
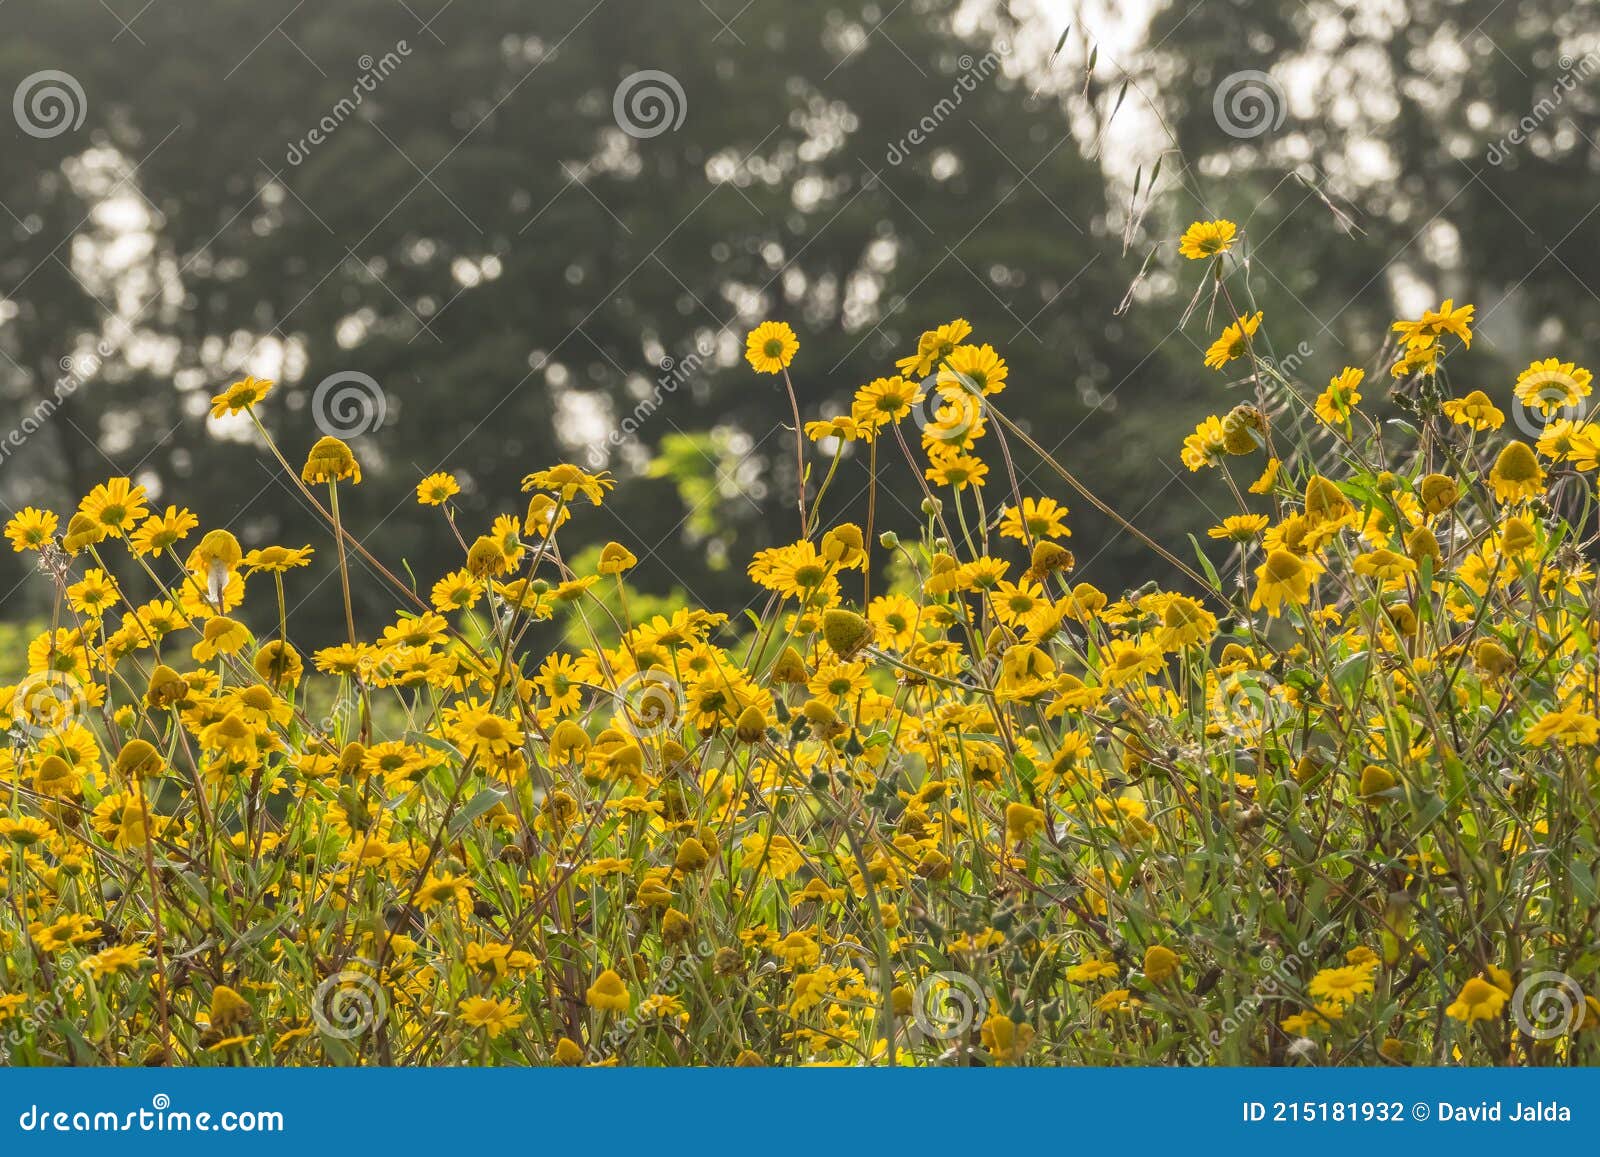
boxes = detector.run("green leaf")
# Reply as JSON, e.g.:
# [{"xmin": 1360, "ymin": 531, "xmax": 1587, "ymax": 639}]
[
  {"xmin": 1050, "ymin": 24, "xmax": 1072, "ymax": 61},
  {"xmin": 1332, "ymin": 651, "xmax": 1371, "ymax": 698},
  {"xmin": 1187, "ymin": 534, "xmax": 1223, "ymax": 593},
  {"xmin": 448, "ymin": 787, "xmax": 510, "ymax": 840}
]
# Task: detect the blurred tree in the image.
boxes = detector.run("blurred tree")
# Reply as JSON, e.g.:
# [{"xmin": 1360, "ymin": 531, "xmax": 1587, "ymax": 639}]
[
  {"xmin": 9, "ymin": 0, "xmax": 1589, "ymax": 642},
  {"xmin": 1139, "ymin": 0, "xmax": 1600, "ymax": 382},
  {"xmin": 2, "ymin": 0, "xmax": 1211, "ymax": 640}
]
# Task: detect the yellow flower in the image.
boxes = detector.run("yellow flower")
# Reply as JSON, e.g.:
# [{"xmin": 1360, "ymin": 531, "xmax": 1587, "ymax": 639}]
[
  {"xmin": 1525, "ymin": 708, "xmax": 1600, "ymax": 747},
  {"xmin": 1308, "ymin": 963, "xmax": 1376, "ymax": 1005},
  {"xmin": 130, "ymin": 506, "xmax": 199, "ymax": 557},
  {"xmin": 596, "ymin": 541, "xmax": 638, "ymax": 575},
  {"xmin": 415, "ymin": 871, "xmax": 474, "ymax": 911},
  {"xmin": 851, "ymin": 375, "xmax": 923, "ymax": 431},
  {"xmin": 1314, "ymin": 367, "xmax": 1364, "ymax": 425},
  {"xmin": 1098, "ymin": 639, "xmax": 1160, "ymax": 688},
  {"xmin": 1066, "ymin": 958, "xmax": 1120, "ymax": 983},
  {"xmin": 1177, "ymin": 218, "xmax": 1238, "ymax": 260},
  {"xmin": 416, "ymin": 472, "xmax": 461, "ymax": 505},
  {"xmin": 445, "ymin": 703, "xmax": 524, "ymax": 760},
  {"xmin": 0, "ymin": 815, "xmax": 53, "ymax": 846},
  {"xmin": 1442, "ymin": 389, "xmax": 1505, "ymax": 431},
  {"xmin": 301, "ymin": 436, "xmax": 361, "ymax": 484},
  {"xmin": 1352, "ymin": 548, "xmax": 1417, "ymax": 583},
  {"xmin": 1004, "ymin": 802, "xmax": 1046, "ymax": 841},
  {"xmin": 66, "ymin": 568, "xmax": 120, "ymax": 618},
  {"xmin": 980, "ymin": 1013, "xmax": 1034, "ymax": 1062},
  {"xmin": 1535, "ymin": 418, "xmax": 1600, "ymax": 469},
  {"xmin": 744, "ymin": 321, "xmax": 799, "ymax": 374},
  {"xmin": 209, "ymin": 375, "xmax": 274, "ymax": 417},
  {"xmin": 1446, "ymin": 976, "xmax": 1508, "ymax": 1024},
  {"xmin": 78, "ymin": 477, "xmax": 149, "ymax": 536},
  {"xmin": 458, "ymin": 996, "xmax": 526, "ymax": 1038},
  {"xmin": 209, "ymin": 984, "xmax": 253, "ymax": 1030},
  {"xmin": 521, "ymin": 463, "xmax": 614, "ymax": 505},
  {"xmin": 1143, "ymin": 945, "xmax": 1182, "ymax": 984},
  {"xmin": 1279, "ymin": 1009, "xmax": 1335, "ymax": 1035},
  {"xmin": 1358, "ymin": 764, "xmax": 1397, "ymax": 803},
  {"xmin": 999, "ymin": 496, "xmax": 1070, "ymax": 542},
  {"xmin": 895, "ymin": 318, "xmax": 972, "ymax": 378},
  {"xmin": 1208, "ymin": 514, "xmax": 1269, "ymax": 541},
  {"xmin": 1203, "ymin": 311, "xmax": 1263, "ymax": 371},
  {"xmin": 805, "ymin": 414, "xmax": 863, "ymax": 443},
  {"xmin": 192, "ymin": 616, "xmax": 250, "ymax": 662},
  {"xmin": 80, "ymin": 943, "xmax": 148, "ymax": 981},
  {"xmin": 243, "ymin": 545, "xmax": 314, "ymax": 575},
  {"xmin": 1092, "ymin": 988, "xmax": 1142, "ymax": 1014},
  {"xmin": 924, "ymin": 450, "xmax": 988, "ymax": 490},
  {"xmin": 1390, "ymin": 339, "xmax": 1442, "ymax": 378},
  {"xmin": 1487, "ymin": 440, "xmax": 1545, "ymax": 503},
  {"xmin": 1250, "ymin": 548, "xmax": 1319, "ymax": 617},
  {"xmin": 1181, "ymin": 415, "xmax": 1228, "ymax": 471},
  {"xmin": 586, "ymin": 968, "xmax": 631, "ymax": 1013},
  {"xmin": 1513, "ymin": 357, "xmax": 1592, "ymax": 415},
  {"xmin": 1156, "ymin": 595, "xmax": 1217, "ymax": 650},
  {"xmin": 1249, "ymin": 457, "xmax": 1281, "ymax": 494},
  {"xmin": 1393, "ymin": 298, "xmax": 1475, "ymax": 349},
  {"xmin": 5, "ymin": 507, "xmax": 58, "ymax": 552},
  {"xmin": 938, "ymin": 342, "xmax": 1008, "ymax": 396}
]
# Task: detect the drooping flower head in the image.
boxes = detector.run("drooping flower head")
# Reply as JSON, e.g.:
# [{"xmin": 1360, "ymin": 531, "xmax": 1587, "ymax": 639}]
[{"xmin": 301, "ymin": 436, "xmax": 361, "ymax": 484}]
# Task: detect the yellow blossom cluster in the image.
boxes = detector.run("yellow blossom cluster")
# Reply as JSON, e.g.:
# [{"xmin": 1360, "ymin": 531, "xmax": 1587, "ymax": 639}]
[{"xmin": 1, "ymin": 220, "xmax": 1598, "ymax": 1067}]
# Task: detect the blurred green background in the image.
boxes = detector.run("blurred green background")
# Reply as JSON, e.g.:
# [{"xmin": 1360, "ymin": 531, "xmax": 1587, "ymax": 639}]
[{"xmin": 1, "ymin": 0, "xmax": 1595, "ymax": 647}]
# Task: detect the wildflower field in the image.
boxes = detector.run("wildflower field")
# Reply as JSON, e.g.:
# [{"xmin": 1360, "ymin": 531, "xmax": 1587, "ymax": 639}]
[{"xmin": 3, "ymin": 219, "xmax": 1599, "ymax": 1067}]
